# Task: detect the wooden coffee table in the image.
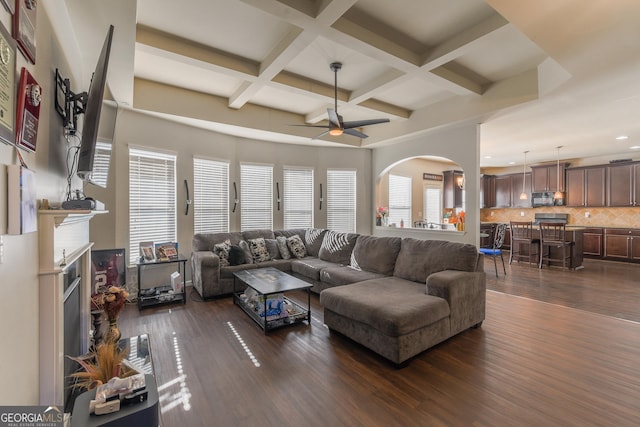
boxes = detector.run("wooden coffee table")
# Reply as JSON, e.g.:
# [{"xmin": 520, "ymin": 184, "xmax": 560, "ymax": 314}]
[{"xmin": 233, "ymin": 267, "xmax": 311, "ymax": 333}]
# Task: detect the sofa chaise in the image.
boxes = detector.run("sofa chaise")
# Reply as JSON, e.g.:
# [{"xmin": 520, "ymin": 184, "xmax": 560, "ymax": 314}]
[{"xmin": 191, "ymin": 228, "xmax": 485, "ymax": 365}]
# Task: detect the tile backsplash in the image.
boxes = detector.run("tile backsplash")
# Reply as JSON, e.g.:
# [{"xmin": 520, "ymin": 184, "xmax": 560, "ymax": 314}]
[{"xmin": 480, "ymin": 206, "xmax": 640, "ymax": 228}]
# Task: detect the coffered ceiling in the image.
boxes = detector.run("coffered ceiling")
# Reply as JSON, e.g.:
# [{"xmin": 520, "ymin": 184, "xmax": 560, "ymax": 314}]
[{"xmin": 63, "ymin": 0, "xmax": 640, "ymax": 167}]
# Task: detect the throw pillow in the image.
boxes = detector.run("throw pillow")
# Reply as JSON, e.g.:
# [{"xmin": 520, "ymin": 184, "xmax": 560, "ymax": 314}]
[
  {"xmin": 349, "ymin": 251, "xmax": 361, "ymax": 271},
  {"xmin": 287, "ymin": 235, "xmax": 307, "ymax": 258},
  {"xmin": 265, "ymin": 238, "xmax": 281, "ymax": 260},
  {"xmin": 213, "ymin": 239, "xmax": 231, "ymax": 267},
  {"xmin": 318, "ymin": 230, "xmax": 357, "ymax": 265},
  {"xmin": 238, "ymin": 240, "xmax": 253, "ymax": 265},
  {"xmin": 276, "ymin": 236, "xmax": 291, "ymax": 260},
  {"xmin": 228, "ymin": 245, "xmax": 246, "ymax": 266},
  {"xmin": 304, "ymin": 228, "xmax": 327, "ymax": 256},
  {"xmin": 249, "ymin": 238, "xmax": 271, "ymax": 263}
]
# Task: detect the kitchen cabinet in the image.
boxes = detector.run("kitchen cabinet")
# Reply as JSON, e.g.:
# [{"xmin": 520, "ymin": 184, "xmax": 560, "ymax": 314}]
[
  {"xmin": 604, "ymin": 228, "xmax": 640, "ymax": 262},
  {"xmin": 566, "ymin": 166, "xmax": 606, "ymax": 207},
  {"xmin": 531, "ymin": 163, "xmax": 568, "ymax": 192},
  {"xmin": 480, "ymin": 175, "xmax": 495, "ymax": 208},
  {"xmin": 607, "ymin": 162, "xmax": 640, "ymax": 206},
  {"xmin": 510, "ymin": 172, "xmax": 532, "ymax": 208},
  {"xmin": 443, "ymin": 170, "xmax": 464, "ymax": 209},
  {"xmin": 583, "ymin": 227, "xmax": 604, "ymax": 258},
  {"xmin": 494, "ymin": 175, "xmax": 511, "ymax": 208}
]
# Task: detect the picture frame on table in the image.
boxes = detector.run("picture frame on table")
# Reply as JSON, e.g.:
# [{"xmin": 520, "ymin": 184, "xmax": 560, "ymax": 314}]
[
  {"xmin": 154, "ymin": 242, "xmax": 179, "ymax": 261},
  {"xmin": 0, "ymin": 18, "xmax": 16, "ymax": 145},
  {"xmin": 139, "ymin": 241, "xmax": 155, "ymax": 262}
]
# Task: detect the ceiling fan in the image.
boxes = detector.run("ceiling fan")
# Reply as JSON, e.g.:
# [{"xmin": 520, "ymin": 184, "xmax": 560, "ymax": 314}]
[{"xmin": 297, "ymin": 62, "xmax": 390, "ymax": 139}]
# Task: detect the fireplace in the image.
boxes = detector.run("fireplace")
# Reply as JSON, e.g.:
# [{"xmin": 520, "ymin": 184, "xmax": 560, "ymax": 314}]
[{"xmin": 38, "ymin": 210, "xmax": 105, "ymax": 406}]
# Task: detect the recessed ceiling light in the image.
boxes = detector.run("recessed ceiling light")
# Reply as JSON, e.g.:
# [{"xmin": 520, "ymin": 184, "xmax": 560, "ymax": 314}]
[
  {"xmin": 508, "ymin": 161, "xmax": 516, "ymax": 165},
  {"xmin": 484, "ymin": 155, "xmax": 492, "ymax": 159},
  {"xmin": 630, "ymin": 145, "xmax": 640, "ymax": 150},
  {"xmin": 616, "ymin": 135, "xmax": 629, "ymax": 140}
]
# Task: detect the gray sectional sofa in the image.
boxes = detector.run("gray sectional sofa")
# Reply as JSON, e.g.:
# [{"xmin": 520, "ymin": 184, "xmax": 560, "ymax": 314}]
[{"xmin": 191, "ymin": 228, "xmax": 486, "ymax": 365}]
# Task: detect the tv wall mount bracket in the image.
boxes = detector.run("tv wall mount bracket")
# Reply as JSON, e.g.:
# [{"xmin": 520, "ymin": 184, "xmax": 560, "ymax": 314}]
[{"xmin": 54, "ymin": 68, "xmax": 88, "ymax": 135}]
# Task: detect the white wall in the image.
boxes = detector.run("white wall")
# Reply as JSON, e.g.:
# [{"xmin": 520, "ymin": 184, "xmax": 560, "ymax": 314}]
[
  {"xmin": 372, "ymin": 124, "xmax": 481, "ymax": 245},
  {"xmin": 0, "ymin": 4, "xmax": 79, "ymax": 403}
]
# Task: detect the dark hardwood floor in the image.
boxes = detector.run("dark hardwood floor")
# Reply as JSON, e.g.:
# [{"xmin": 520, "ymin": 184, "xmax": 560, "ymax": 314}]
[{"xmin": 118, "ymin": 257, "xmax": 640, "ymax": 426}]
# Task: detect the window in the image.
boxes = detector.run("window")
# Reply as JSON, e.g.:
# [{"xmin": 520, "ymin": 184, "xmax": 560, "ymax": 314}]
[
  {"xmin": 389, "ymin": 174, "xmax": 411, "ymax": 227},
  {"xmin": 129, "ymin": 148, "xmax": 176, "ymax": 264},
  {"xmin": 283, "ymin": 167, "xmax": 314, "ymax": 228},
  {"xmin": 424, "ymin": 186, "xmax": 442, "ymax": 225},
  {"xmin": 327, "ymin": 169, "xmax": 356, "ymax": 232},
  {"xmin": 193, "ymin": 157, "xmax": 229, "ymax": 234},
  {"xmin": 240, "ymin": 163, "xmax": 273, "ymax": 231}
]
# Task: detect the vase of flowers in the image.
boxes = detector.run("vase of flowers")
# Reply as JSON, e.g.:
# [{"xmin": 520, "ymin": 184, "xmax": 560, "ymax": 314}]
[
  {"xmin": 377, "ymin": 206, "xmax": 388, "ymax": 226},
  {"xmin": 92, "ymin": 286, "xmax": 129, "ymax": 344}
]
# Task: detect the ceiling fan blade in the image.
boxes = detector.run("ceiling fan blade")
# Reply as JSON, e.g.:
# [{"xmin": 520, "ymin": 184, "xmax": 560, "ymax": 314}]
[
  {"xmin": 342, "ymin": 118, "xmax": 390, "ymax": 129},
  {"xmin": 290, "ymin": 124, "xmax": 331, "ymax": 129},
  {"xmin": 312, "ymin": 130, "xmax": 330, "ymax": 139},
  {"xmin": 327, "ymin": 108, "xmax": 341, "ymax": 128},
  {"xmin": 344, "ymin": 128, "xmax": 369, "ymax": 139}
]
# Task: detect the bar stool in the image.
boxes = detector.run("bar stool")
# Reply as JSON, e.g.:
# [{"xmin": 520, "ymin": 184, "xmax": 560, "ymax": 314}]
[
  {"xmin": 509, "ymin": 221, "xmax": 540, "ymax": 266},
  {"xmin": 539, "ymin": 222, "xmax": 573, "ymax": 270}
]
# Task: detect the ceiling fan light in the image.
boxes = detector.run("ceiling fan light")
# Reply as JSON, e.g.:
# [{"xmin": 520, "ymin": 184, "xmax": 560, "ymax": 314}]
[{"xmin": 329, "ymin": 128, "xmax": 343, "ymax": 136}]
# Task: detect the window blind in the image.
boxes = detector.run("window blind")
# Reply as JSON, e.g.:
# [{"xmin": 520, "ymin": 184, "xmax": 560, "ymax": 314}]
[
  {"xmin": 389, "ymin": 174, "xmax": 411, "ymax": 226},
  {"xmin": 89, "ymin": 140, "xmax": 112, "ymax": 188},
  {"xmin": 424, "ymin": 186, "xmax": 442, "ymax": 224},
  {"xmin": 240, "ymin": 163, "xmax": 273, "ymax": 231},
  {"xmin": 283, "ymin": 167, "xmax": 314, "ymax": 229},
  {"xmin": 194, "ymin": 157, "xmax": 229, "ymax": 234},
  {"xmin": 129, "ymin": 148, "xmax": 177, "ymax": 264},
  {"xmin": 327, "ymin": 169, "xmax": 356, "ymax": 232}
]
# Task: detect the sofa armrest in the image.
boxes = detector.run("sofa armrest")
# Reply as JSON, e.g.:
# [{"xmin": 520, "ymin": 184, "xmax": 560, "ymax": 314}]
[
  {"xmin": 190, "ymin": 250, "xmax": 220, "ymax": 299},
  {"xmin": 426, "ymin": 270, "xmax": 486, "ymax": 335}
]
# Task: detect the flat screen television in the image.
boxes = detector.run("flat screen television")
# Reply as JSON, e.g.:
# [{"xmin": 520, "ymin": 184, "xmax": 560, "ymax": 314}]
[{"xmin": 76, "ymin": 25, "xmax": 114, "ymax": 187}]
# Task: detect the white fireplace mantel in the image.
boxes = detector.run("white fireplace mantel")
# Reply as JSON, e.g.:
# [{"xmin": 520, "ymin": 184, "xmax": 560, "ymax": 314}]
[{"xmin": 38, "ymin": 209, "xmax": 106, "ymax": 406}]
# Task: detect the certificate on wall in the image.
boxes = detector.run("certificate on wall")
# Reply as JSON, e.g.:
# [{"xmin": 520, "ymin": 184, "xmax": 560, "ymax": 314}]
[
  {"xmin": 13, "ymin": 0, "xmax": 36, "ymax": 63},
  {"xmin": 0, "ymin": 19, "xmax": 16, "ymax": 145}
]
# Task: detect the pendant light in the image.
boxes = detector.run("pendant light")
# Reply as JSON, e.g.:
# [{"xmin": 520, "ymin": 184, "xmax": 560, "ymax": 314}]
[
  {"xmin": 519, "ymin": 151, "xmax": 529, "ymax": 200},
  {"xmin": 554, "ymin": 146, "xmax": 563, "ymax": 199}
]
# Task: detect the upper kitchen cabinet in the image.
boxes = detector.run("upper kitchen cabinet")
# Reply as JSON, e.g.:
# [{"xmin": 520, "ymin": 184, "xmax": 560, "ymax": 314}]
[
  {"xmin": 510, "ymin": 172, "xmax": 532, "ymax": 208},
  {"xmin": 531, "ymin": 163, "xmax": 569, "ymax": 192},
  {"xmin": 443, "ymin": 170, "xmax": 464, "ymax": 209},
  {"xmin": 566, "ymin": 166, "xmax": 606, "ymax": 207},
  {"xmin": 494, "ymin": 174, "xmax": 512, "ymax": 208},
  {"xmin": 480, "ymin": 174, "xmax": 495, "ymax": 208},
  {"xmin": 607, "ymin": 161, "xmax": 640, "ymax": 207}
]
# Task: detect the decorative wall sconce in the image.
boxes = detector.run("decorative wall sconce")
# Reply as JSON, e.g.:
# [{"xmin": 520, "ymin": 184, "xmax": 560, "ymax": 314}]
[{"xmin": 456, "ymin": 175, "xmax": 465, "ymax": 190}]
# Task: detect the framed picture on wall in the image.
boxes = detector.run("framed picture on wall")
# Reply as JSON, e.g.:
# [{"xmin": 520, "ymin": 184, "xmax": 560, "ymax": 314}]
[
  {"xmin": 0, "ymin": 19, "xmax": 16, "ymax": 145},
  {"xmin": 13, "ymin": 0, "xmax": 36, "ymax": 63}
]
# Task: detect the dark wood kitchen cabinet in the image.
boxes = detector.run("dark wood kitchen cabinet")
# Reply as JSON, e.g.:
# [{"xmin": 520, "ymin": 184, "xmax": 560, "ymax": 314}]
[
  {"xmin": 531, "ymin": 163, "xmax": 568, "ymax": 192},
  {"xmin": 604, "ymin": 228, "xmax": 640, "ymax": 262},
  {"xmin": 480, "ymin": 175, "xmax": 495, "ymax": 208},
  {"xmin": 494, "ymin": 175, "xmax": 511, "ymax": 208},
  {"xmin": 583, "ymin": 227, "xmax": 604, "ymax": 258},
  {"xmin": 443, "ymin": 170, "xmax": 464, "ymax": 209},
  {"xmin": 510, "ymin": 172, "xmax": 532, "ymax": 208},
  {"xmin": 566, "ymin": 166, "xmax": 606, "ymax": 207},
  {"xmin": 607, "ymin": 162, "xmax": 640, "ymax": 207}
]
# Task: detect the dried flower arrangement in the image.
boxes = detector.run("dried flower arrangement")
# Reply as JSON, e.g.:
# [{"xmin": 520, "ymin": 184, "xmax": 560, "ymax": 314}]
[
  {"xmin": 92, "ymin": 286, "xmax": 129, "ymax": 321},
  {"xmin": 67, "ymin": 341, "xmax": 135, "ymax": 390}
]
